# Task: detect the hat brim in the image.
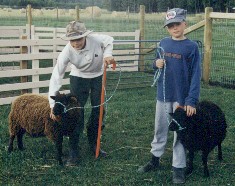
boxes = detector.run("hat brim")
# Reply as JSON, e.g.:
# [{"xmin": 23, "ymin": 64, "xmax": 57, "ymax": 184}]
[
  {"xmin": 163, "ymin": 19, "xmax": 184, "ymax": 28},
  {"xmin": 61, "ymin": 30, "xmax": 93, "ymax": 41}
]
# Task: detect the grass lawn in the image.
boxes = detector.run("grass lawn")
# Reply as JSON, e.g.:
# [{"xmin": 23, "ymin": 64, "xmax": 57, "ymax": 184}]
[
  {"xmin": 0, "ymin": 83, "xmax": 234, "ymax": 185},
  {"xmin": 0, "ymin": 11, "xmax": 235, "ymax": 185}
]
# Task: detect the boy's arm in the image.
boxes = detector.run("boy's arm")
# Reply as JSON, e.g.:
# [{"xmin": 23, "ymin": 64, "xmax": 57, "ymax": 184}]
[
  {"xmin": 153, "ymin": 44, "xmax": 164, "ymax": 70},
  {"xmin": 185, "ymin": 45, "xmax": 201, "ymax": 107},
  {"xmin": 48, "ymin": 46, "xmax": 70, "ymax": 108}
]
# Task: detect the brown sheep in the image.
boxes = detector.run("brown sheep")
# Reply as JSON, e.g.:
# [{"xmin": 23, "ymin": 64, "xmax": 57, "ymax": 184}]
[{"xmin": 8, "ymin": 92, "xmax": 80, "ymax": 165}]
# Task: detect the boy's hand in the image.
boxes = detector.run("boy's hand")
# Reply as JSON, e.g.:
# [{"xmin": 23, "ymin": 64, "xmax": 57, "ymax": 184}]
[
  {"xmin": 50, "ymin": 108, "xmax": 56, "ymax": 121},
  {"xmin": 184, "ymin": 105, "xmax": 196, "ymax": 117},
  {"xmin": 50, "ymin": 108, "xmax": 62, "ymax": 122},
  {"xmin": 104, "ymin": 56, "xmax": 115, "ymax": 67},
  {"xmin": 155, "ymin": 59, "xmax": 165, "ymax": 68}
]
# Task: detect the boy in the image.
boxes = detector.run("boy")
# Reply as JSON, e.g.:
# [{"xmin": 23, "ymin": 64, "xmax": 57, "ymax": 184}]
[
  {"xmin": 49, "ymin": 21, "xmax": 115, "ymax": 166},
  {"xmin": 137, "ymin": 8, "xmax": 201, "ymax": 184}
]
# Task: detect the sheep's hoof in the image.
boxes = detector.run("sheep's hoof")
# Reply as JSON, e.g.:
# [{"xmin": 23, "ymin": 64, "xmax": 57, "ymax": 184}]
[
  {"xmin": 56, "ymin": 158, "xmax": 63, "ymax": 166},
  {"xmin": 185, "ymin": 168, "xmax": 193, "ymax": 175},
  {"xmin": 7, "ymin": 147, "xmax": 13, "ymax": 153},
  {"xmin": 58, "ymin": 161, "xmax": 64, "ymax": 166},
  {"xmin": 203, "ymin": 170, "xmax": 210, "ymax": 177},
  {"xmin": 18, "ymin": 147, "xmax": 25, "ymax": 151},
  {"xmin": 218, "ymin": 155, "xmax": 223, "ymax": 161}
]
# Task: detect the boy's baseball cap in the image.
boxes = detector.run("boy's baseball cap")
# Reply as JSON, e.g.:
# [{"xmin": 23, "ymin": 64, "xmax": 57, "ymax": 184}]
[
  {"xmin": 61, "ymin": 21, "xmax": 93, "ymax": 41},
  {"xmin": 164, "ymin": 8, "xmax": 187, "ymax": 27}
]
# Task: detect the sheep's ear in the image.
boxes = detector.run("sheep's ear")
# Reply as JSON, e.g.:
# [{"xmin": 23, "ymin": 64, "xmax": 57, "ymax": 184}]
[
  {"xmin": 55, "ymin": 91, "xmax": 60, "ymax": 96},
  {"xmin": 169, "ymin": 122, "xmax": 178, "ymax": 131},
  {"xmin": 70, "ymin": 96, "xmax": 77, "ymax": 102},
  {"xmin": 66, "ymin": 93, "xmax": 72, "ymax": 98},
  {"xmin": 50, "ymin": 96, "xmax": 56, "ymax": 100},
  {"xmin": 66, "ymin": 94, "xmax": 77, "ymax": 102},
  {"xmin": 169, "ymin": 113, "xmax": 174, "ymax": 117}
]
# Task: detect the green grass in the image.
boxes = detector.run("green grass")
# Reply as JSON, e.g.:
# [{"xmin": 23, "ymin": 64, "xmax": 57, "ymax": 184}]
[
  {"xmin": 0, "ymin": 84, "xmax": 235, "ymax": 185},
  {"xmin": 0, "ymin": 12, "xmax": 235, "ymax": 185}
]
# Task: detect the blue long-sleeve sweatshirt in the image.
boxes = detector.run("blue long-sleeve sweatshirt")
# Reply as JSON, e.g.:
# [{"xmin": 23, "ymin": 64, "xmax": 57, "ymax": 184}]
[{"xmin": 153, "ymin": 37, "xmax": 201, "ymax": 107}]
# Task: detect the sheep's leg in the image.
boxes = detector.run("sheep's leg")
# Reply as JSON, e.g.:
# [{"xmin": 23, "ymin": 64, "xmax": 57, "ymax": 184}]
[
  {"xmin": 8, "ymin": 135, "xmax": 15, "ymax": 153},
  {"xmin": 55, "ymin": 134, "xmax": 63, "ymax": 165},
  {"xmin": 41, "ymin": 145, "xmax": 48, "ymax": 163},
  {"xmin": 186, "ymin": 150, "xmax": 194, "ymax": 175},
  {"xmin": 17, "ymin": 128, "xmax": 26, "ymax": 150},
  {"xmin": 217, "ymin": 143, "xmax": 223, "ymax": 161},
  {"xmin": 65, "ymin": 132, "xmax": 80, "ymax": 166},
  {"xmin": 202, "ymin": 150, "xmax": 210, "ymax": 177}
]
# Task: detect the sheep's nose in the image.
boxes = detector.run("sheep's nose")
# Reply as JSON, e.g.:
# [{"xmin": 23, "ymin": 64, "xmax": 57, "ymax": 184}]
[
  {"xmin": 53, "ymin": 109, "xmax": 62, "ymax": 116},
  {"xmin": 168, "ymin": 122, "xmax": 176, "ymax": 131},
  {"xmin": 55, "ymin": 115, "xmax": 62, "ymax": 122}
]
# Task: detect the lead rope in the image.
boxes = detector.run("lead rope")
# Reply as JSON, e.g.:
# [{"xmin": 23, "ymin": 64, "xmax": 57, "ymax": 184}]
[
  {"xmin": 151, "ymin": 47, "xmax": 170, "ymax": 125},
  {"xmin": 171, "ymin": 118, "xmax": 186, "ymax": 131},
  {"xmin": 56, "ymin": 63, "xmax": 122, "ymax": 113},
  {"xmin": 151, "ymin": 47, "xmax": 165, "ymax": 87},
  {"xmin": 151, "ymin": 47, "xmax": 185, "ymax": 129},
  {"xmin": 162, "ymin": 57, "xmax": 171, "ymax": 125}
]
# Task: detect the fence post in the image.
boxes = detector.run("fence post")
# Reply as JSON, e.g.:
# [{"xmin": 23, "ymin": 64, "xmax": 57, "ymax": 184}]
[
  {"xmin": 76, "ymin": 5, "xmax": 80, "ymax": 21},
  {"xmin": 27, "ymin": 4, "xmax": 32, "ymax": 38},
  {"xmin": 127, "ymin": 6, "xmax": 130, "ymax": 22},
  {"xmin": 20, "ymin": 35, "xmax": 28, "ymax": 94},
  {"xmin": 56, "ymin": 7, "xmax": 59, "ymax": 20},
  {"xmin": 203, "ymin": 7, "xmax": 213, "ymax": 84},
  {"xmin": 139, "ymin": 5, "xmax": 145, "ymax": 72},
  {"xmin": 31, "ymin": 35, "xmax": 40, "ymax": 94}
]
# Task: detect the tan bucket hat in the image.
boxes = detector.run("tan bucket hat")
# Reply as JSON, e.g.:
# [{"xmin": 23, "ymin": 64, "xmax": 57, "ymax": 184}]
[{"xmin": 61, "ymin": 21, "xmax": 93, "ymax": 41}]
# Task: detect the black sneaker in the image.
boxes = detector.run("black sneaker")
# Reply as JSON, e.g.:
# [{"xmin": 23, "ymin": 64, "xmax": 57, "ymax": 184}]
[
  {"xmin": 96, "ymin": 148, "xmax": 107, "ymax": 157},
  {"xmin": 172, "ymin": 167, "xmax": 186, "ymax": 184},
  {"xmin": 65, "ymin": 157, "xmax": 79, "ymax": 167},
  {"xmin": 91, "ymin": 146, "xmax": 107, "ymax": 157},
  {"xmin": 137, "ymin": 156, "xmax": 159, "ymax": 173},
  {"xmin": 137, "ymin": 161, "xmax": 159, "ymax": 173}
]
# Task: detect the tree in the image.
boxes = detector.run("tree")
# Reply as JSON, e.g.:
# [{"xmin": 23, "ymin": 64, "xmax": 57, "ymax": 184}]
[
  {"xmin": 0, "ymin": 0, "xmax": 233, "ymax": 12},
  {"xmin": 102, "ymin": 0, "xmax": 111, "ymax": 10}
]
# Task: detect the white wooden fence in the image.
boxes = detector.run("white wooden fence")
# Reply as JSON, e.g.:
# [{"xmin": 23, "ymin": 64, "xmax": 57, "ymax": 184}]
[{"xmin": 0, "ymin": 25, "xmax": 140, "ymax": 105}]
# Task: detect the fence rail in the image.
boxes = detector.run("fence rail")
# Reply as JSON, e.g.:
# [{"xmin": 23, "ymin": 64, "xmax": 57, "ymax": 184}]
[
  {"xmin": 1, "ymin": 7, "xmax": 235, "ymax": 105},
  {"xmin": 0, "ymin": 25, "xmax": 144, "ymax": 105}
]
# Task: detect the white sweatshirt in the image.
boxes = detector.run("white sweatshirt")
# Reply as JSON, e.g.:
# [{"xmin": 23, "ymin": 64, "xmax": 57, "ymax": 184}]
[{"xmin": 48, "ymin": 33, "xmax": 114, "ymax": 107}]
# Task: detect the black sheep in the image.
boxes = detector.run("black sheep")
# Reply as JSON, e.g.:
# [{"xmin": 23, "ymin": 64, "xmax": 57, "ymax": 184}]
[{"xmin": 169, "ymin": 101, "xmax": 227, "ymax": 177}]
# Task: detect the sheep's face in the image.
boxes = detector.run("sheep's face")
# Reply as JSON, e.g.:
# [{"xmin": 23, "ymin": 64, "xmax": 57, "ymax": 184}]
[
  {"xmin": 51, "ymin": 93, "xmax": 79, "ymax": 117},
  {"xmin": 52, "ymin": 94, "xmax": 68, "ymax": 116},
  {"xmin": 169, "ymin": 107, "xmax": 187, "ymax": 132},
  {"xmin": 169, "ymin": 107, "xmax": 192, "ymax": 146}
]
